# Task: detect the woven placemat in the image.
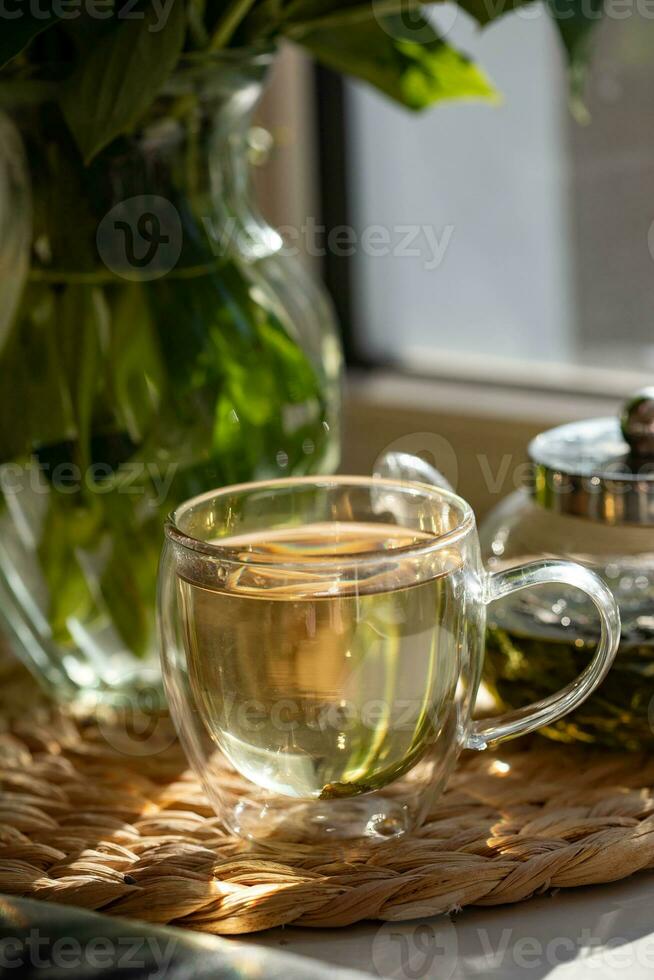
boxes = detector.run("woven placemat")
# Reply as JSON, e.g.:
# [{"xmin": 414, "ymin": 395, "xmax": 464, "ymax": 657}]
[{"xmin": 1, "ymin": 663, "xmax": 654, "ymax": 935}]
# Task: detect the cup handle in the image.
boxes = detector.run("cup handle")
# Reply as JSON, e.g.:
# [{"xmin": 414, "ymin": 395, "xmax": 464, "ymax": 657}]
[
  {"xmin": 465, "ymin": 559, "xmax": 621, "ymax": 750},
  {"xmin": 373, "ymin": 450, "xmax": 454, "ymax": 493}
]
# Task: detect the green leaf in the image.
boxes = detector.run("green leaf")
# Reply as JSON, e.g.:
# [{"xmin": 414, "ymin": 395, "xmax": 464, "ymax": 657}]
[
  {"xmin": 291, "ymin": 12, "xmax": 499, "ymax": 109},
  {"xmin": 60, "ymin": 1, "xmax": 187, "ymax": 163},
  {"xmin": 0, "ymin": 14, "xmax": 60, "ymax": 69},
  {"xmin": 547, "ymin": 0, "xmax": 603, "ymax": 119},
  {"xmin": 57, "ymin": 285, "xmax": 109, "ymax": 471},
  {"xmin": 0, "ymin": 285, "xmax": 74, "ymax": 462},
  {"xmin": 58, "ymin": 12, "xmax": 123, "ymax": 55},
  {"xmin": 98, "ymin": 514, "xmax": 153, "ymax": 658},
  {"xmin": 38, "ymin": 496, "xmax": 102, "ymax": 647},
  {"xmin": 108, "ymin": 283, "xmax": 165, "ymax": 444}
]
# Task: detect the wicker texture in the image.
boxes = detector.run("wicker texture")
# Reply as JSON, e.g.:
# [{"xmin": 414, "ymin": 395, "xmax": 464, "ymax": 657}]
[{"xmin": 2, "ymin": 672, "xmax": 654, "ymax": 935}]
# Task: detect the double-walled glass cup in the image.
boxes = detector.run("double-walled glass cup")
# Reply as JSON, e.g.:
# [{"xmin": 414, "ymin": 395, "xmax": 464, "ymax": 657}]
[{"xmin": 158, "ymin": 476, "xmax": 620, "ymax": 842}]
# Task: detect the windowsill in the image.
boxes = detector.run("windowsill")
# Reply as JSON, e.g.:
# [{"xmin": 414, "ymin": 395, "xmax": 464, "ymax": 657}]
[
  {"xmin": 386, "ymin": 347, "xmax": 653, "ymax": 402},
  {"xmin": 347, "ymin": 366, "xmax": 624, "ymax": 427},
  {"xmin": 342, "ymin": 367, "xmax": 630, "ymax": 520}
]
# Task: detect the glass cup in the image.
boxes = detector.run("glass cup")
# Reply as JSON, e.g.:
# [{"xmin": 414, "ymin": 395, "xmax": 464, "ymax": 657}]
[{"xmin": 158, "ymin": 475, "xmax": 620, "ymax": 842}]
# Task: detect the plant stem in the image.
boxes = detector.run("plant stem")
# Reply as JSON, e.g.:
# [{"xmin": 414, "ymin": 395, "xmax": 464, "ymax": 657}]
[
  {"xmin": 188, "ymin": 0, "xmax": 210, "ymax": 48},
  {"xmin": 209, "ymin": 0, "xmax": 260, "ymax": 50}
]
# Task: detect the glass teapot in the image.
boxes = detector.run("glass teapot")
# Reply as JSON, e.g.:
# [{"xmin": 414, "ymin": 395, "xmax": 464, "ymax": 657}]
[{"xmin": 480, "ymin": 389, "xmax": 654, "ymax": 750}]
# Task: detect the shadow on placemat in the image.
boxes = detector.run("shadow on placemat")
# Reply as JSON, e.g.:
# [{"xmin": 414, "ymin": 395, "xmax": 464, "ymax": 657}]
[{"xmin": 1, "ymin": 658, "xmax": 654, "ymax": 935}]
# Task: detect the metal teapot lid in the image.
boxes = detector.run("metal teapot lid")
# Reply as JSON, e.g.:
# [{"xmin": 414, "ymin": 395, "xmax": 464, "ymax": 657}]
[{"xmin": 529, "ymin": 388, "xmax": 654, "ymax": 525}]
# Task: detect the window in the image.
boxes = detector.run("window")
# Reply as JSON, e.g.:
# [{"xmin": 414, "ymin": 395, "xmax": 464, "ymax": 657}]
[{"xmin": 320, "ymin": 5, "xmax": 654, "ymax": 390}]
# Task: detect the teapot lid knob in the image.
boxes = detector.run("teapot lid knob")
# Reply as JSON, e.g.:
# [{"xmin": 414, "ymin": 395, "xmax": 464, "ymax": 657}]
[{"xmin": 621, "ymin": 388, "xmax": 654, "ymax": 458}]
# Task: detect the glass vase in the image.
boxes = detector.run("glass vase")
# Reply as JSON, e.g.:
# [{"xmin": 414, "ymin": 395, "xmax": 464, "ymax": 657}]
[{"xmin": 0, "ymin": 50, "xmax": 342, "ymax": 707}]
